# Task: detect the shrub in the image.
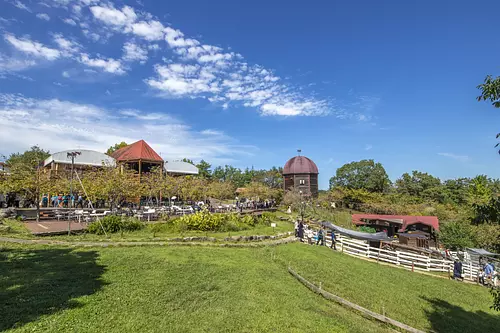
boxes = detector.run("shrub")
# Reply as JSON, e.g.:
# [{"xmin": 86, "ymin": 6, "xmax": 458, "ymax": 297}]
[
  {"xmin": 358, "ymin": 226, "xmax": 376, "ymax": 233},
  {"xmin": 438, "ymin": 221, "xmax": 476, "ymax": 250},
  {"xmin": 174, "ymin": 211, "xmax": 270, "ymax": 232},
  {"xmin": 87, "ymin": 215, "xmax": 143, "ymax": 235}
]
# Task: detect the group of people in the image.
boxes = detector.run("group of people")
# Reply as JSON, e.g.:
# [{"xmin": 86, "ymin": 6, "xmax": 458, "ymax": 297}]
[
  {"xmin": 41, "ymin": 194, "xmax": 89, "ymax": 208},
  {"xmin": 294, "ymin": 221, "xmax": 337, "ymax": 250},
  {"xmin": 479, "ymin": 261, "xmax": 498, "ymax": 286}
]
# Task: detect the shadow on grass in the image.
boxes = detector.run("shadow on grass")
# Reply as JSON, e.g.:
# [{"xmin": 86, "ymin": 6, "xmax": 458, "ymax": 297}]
[
  {"xmin": 422, "ymin": 296, "xmax": 500, "ymax": 333},
  {"xmin": 0, "ymin": 247, "xmax": 106, "ymax": 331}
]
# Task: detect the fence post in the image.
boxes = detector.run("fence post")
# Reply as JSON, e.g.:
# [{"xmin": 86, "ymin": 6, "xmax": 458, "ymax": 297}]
[
  {"xmin": 366, "ymin": 243, "xmax": 370, "ymax": 258},
  {"xmin": 412, "ymin": 261, "xmax": 414, "ymax": 272},
  {"xmin": 396, "ymin": 251, "xmax": 400, "ymax": 265},
  {"xmin": 469, "ymin": 262, "xmax": 473, "ymax": 281}
]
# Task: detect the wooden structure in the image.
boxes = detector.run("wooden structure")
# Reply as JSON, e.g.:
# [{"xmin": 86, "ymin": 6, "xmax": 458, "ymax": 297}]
[
  {"xmin": 398, "ymin": 233, "xmax": 430, "ymax": 249},
  {"xmin": 283, "ymin": 155, "xmax": 319, "ymax": 198},
  {"xmin": 352, "ymin": 214, "xmax": 439, "ymax": 246},
  {"xmin": 111, "ymin": 140, "xmax": 164, "ymax": 181}
]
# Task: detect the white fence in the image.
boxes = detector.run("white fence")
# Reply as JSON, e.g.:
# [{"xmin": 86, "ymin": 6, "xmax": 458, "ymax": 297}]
[{"xmin": 320, "ymin": 232, "xmax": 479, "ymax": 282}]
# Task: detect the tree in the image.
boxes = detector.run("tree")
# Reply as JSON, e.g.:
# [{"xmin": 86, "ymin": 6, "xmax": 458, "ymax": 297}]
[
  {"xmin": 3, "ymin": 148, "xmax": 52, "ymax": 221},
  {"xmin": 438, "ymin": 221, "xmax": 476, "ymax": 250},
  {"xmin": 196, "ymin": 160, "xmax": 212, "ymax": 179},
  {"xmin": 181, "ymin": 158, "xmax": 194, "ymax": 165},
  {"xmin": 477, "ymin": 75, "xmax": 500, "ymax": 152},
  {"xmin": 6, "ymin": 146, "xmax": 50, "ymax": 167},
  {"xmin": 329, "ymin": 159, "xmax": 391, "ymax": 193},
  {"xmin": 106, "ymin": 142, "xmax": 128, "ymax": 156},
  {"xmin": 140, "ymin": 166, "xmax": 164, "ymax": 205},
  {"xmin": 395, "ymin": 170, "xmax": 441, "ymax": 199}
]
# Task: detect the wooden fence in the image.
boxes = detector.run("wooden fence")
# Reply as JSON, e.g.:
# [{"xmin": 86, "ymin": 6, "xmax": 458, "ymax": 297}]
[{"xmin": 321, "ymin": 232, "xmax": 479, "ymax": 282}]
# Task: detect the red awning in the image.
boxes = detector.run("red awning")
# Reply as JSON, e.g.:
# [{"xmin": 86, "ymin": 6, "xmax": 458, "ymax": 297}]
[
  {"xmin": 111, "ymin": 140, "xmax": 163, "ymax": 162},
  {"xmin": 352, "ymin": 214, "xmax": 439, "ymax": 232}
]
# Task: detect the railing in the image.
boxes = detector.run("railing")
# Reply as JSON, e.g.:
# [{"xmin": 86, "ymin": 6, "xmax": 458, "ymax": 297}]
[{"xmin": 321, "ymin": 232, "xmax": 478, "ymax": 282}]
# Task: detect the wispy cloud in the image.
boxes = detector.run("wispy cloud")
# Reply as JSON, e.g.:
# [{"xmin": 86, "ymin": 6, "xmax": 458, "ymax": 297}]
[
  {"xmin": 437, "ymin": 152, "xmax": 469, "ymax": 162},
  {"xmin": 0, "ymin": 93, "xmax": 256, "ymax": 163},
  {"xmin": 11, "ymin": 0, "xmax": 31, "ymax": 13},
  {"xmin": 365, "ymin": 144, "xmax": 373, "ymax": 151},
  {"xmin": 36, "ymin": 13, "xmax": 50, "ymax": 21}
]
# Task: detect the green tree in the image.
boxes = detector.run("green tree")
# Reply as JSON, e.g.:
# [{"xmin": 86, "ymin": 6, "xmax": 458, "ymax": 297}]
[
  {"xmin": 6, "ymin": 146, "xmax": 50, "ymax": 167},
  {"xmin": 439, "ymin": 221, "xmax": 476, "ymax": 250},
  {"xmin": 3, "ymin": 146, "xmax": 51, "ymax": 221},
  {"xmin": 477, "ymin": 75, "xmax": 500, "ymax": 151},
  {"xmin": 181, "ymin": 158, "xmax": 194, "ymax": 165},
  {"xmin": 196, "ymin": 160, "xmax": 212, "ymax": 179},
  {"xmin": 329, "ymin": 159, "xmax": 391, "ymax": 193},
  {"xmin": 395, "ymin": 170, "xmax": 441, "ymax": 199},
  {"xmin": 106, "ymin": 142, "xmax": 128, "ymax": 156}
]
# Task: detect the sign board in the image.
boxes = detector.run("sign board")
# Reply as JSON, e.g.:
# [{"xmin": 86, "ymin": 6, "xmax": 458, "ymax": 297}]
[{"xmin": 271, "ymin": 223, "xmax": 277, "ymax": 228}]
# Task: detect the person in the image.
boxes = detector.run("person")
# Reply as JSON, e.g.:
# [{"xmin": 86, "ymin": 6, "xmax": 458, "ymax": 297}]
[
  {"xmin": 71, "ymin": 194, "xmax": 75, "ymax": 208},
  {"xmin": 330, "ymin": 230, "xmax": 337, "ymax": 250},
  {"xmin": 453, "ymin": 259, "xmax": 463, "ymax": 281},
  {"xmin": 298, "ymin": 221, "xmax": 304, "ymax": 242},
  {"xmin": 316, "ymin": 226, "xmax": 325, "ymax": 246},
  {"xmin": 484, "ymin": 262, "xmax": 495, "ymax": 285},
  {"xmin": 51, "ymin": 195, "xmax": 57, "ymax": 207},
  {"xmin": 41, "ymin": 194, "xmax": 48, "ymax": 208},
  {"xmin": 77, "ymin": 195, "xmax": 83, "ymax": 208},
  {"xmin": 294, "ymin": 220, "xmax": 299, "ymax": 237}
]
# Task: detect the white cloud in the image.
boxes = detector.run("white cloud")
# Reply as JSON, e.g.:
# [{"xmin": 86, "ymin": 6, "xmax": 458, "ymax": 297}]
[
  {"xmin": 89, "ymin": 5, "xmax": 137, "ymax": 28},
  {"xmin": 52, "ymin": 33, "xmax": 80, "ymax": 56},
  {"xmin": 365, "ymin": 144, "xmax": 373, "ymax": 151},
  {"xmin": 437, "ymin": 152, "xmax": 469, "ymax": 162},
  {"xmin": 62, "ymin": 70, "xmax": 70, "ymax": 78},
  {"xmin": 0, "ymin": 53, "xmax": 36, "ymax": 73},
  {"xmin": 201, "ymin": 129, "xmax": 223, "ymax": 136},
  {"xmin": 36, "ymin": 13, "xmax": 51, "ymax": 21},
  {"xmin": 79, "ymin": 53, "xmax": 125, "ymax": 74},
  {"xmin": 4, "ymin": 34, "xmax": 60, "ymax": 60},
  {"xmin": 122, "ymin": 42, "xmax": 147, "ymax": 63},
  {"xmin": 63, "ymin": 18, "xmax": 77, "ymax": 26},
  {"xmin": 0, "ymin": 94, "xmax": 254, "ymax": 163},
  {"xmin": 12, "ymin": 1, "xmax": 31, "ymax": 12},
  {"xmin": 148, "ymin": 44, "xmax": 160, "ymax": 50},
  {"xmin": 129, "ymin": 20, "xmax": 164, "ymax": 40}
]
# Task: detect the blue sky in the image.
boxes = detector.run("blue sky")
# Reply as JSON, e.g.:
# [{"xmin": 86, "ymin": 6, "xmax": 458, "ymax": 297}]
[{"xmin": 1, "ymin": 0, "xmax": 500, "ymax": 189}]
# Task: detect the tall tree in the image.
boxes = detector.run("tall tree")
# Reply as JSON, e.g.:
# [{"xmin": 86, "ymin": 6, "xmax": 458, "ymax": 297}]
[
  {"xmin": 181, "ymin": 158, "xmax": 194, "ymax": 165},
  {"xmin": 329, "ymin": 159, "xmax": 391, "ymax": 193},
  {"xmin": 395, "ymin": 170, "xmax": 441, "ymax": 199},
  {"xmin": 196, "ymin": 160, "xmax": 212, "ymax": 179},
  {"xmin": 106, "ymin": 142, "xmax": 128, "ymax": 156}
]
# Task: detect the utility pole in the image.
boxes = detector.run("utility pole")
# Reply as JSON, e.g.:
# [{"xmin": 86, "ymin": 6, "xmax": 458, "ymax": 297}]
[{"xmin": 67, "ymin": 152, "xmax": 81, "ymax": 208}]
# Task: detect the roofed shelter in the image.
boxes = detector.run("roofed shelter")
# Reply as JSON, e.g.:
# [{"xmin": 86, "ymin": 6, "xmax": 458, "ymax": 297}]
[
  {"xmin": 43, "ymin": 149, "xmax": 115, "ymax": 176},
  {"xmin": 111, "ymin": 140, "xmax": 163, "ymax": 181},
  {"xmin": 352, "ymin": 214, "xmax": 439, "ymax": 247},
  {"xmin": 164, "ymin": 160, "xmax": 199, "ymax": 176}
]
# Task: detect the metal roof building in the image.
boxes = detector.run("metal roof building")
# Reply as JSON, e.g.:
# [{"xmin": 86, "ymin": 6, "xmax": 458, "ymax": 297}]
[
  {"xmin": 283, "ymin": 155, "xmax": 319, "ymax": 197},
  {"xmin": 164, "ymin": 160, "xmax": 199, "ymax": 176},
  {"xmin": 44, "ymin": 149, "xmax": 116, "ymax": 168}
]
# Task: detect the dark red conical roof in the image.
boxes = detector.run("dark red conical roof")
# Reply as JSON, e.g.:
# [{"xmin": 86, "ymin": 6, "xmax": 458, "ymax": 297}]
[
  {"xmin": 111, "ymin": 140, "xmax": 163, "ymax": 162},
  {"xmin": 283, "ymin": 156, "xmax": 318, "ymax": 175}
]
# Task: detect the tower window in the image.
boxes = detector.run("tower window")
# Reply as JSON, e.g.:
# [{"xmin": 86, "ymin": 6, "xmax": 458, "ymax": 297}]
[{"xmin": 299, "ymin": 179, "xmax": 305, "ymax": 185}]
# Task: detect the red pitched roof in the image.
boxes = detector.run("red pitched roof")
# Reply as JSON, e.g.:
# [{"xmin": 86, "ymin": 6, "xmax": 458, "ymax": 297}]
[
  {"xmin": 111, "ymin": 140, "xmax": 163, "ymax": 162},
  {"xmin": 352, "ymin": 214, "xmax": 440, "ymax": 232}
]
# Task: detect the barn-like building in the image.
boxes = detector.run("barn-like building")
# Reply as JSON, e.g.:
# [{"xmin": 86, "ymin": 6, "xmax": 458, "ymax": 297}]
[{"xmin": 283, "ymin": 155, "xmax": 319, "ymax": 197}]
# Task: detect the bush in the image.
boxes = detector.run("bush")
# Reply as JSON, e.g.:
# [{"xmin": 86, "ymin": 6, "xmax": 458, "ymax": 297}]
[
  {"xmin": 438, "ymin": 221, "xmax": 476, "ymax": 250},
  {"xmin": 87, "ymin": 215, "xmax": 143, "ymax": 235},
  {"xmin": 175, "ymin": 211, "xmax": 269, "ymax": 232},
  {"xmin": 358, "ymin": 226, "xmax": 376, "ymax": 233}
]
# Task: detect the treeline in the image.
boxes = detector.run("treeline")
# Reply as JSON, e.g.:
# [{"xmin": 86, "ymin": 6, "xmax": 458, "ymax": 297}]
[
  {"xmin": 326, "ymin": 159, "xmax": 500, "ymax": 252},
  {"xmin": 0, "ymin": 146, "xmax": 283, "ymax": 209}
]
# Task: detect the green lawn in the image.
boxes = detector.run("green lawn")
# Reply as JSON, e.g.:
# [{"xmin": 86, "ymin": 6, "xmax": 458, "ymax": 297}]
[
  {"xmin": 275, "ymin": 243, "xmax": 500, "ymax": 333},
  {"xmin": 0, "ymin": 242, "xmax": 390, "ymax": 333}
]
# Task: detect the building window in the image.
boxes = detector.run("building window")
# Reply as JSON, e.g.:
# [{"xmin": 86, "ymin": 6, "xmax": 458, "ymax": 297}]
[{"xmin": 299, "ymin": 179, "xmax": 305, "ymax": 185}]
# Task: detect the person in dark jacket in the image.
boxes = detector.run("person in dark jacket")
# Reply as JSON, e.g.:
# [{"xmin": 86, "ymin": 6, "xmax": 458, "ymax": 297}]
[
  {"xmin": 330, "ymin": 230, "xmax": 337, "ymax": 250},
  {"xmin": 298, "ymin": 221, "xmax": 304, "ymax": 241},
  {"xmin": 453, "ymin": 259, "xmax": 463, "ymax": 281},
  {"xmin": 316, "ymin": 226, "xmax": 325, "ymax": 246}
]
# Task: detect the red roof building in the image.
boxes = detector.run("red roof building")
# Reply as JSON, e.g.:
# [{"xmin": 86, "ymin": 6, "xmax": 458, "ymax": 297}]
[
  {"xmin": 352, "ymin": 214, "xmax": 439, "ymax": 238},
  {"xmin": 111, "ymin": 140, "xmax": 163, "ymax": 180},
  {"xmin": 111, "ymin": 140, "xmax": 163, "ymax": 162}
]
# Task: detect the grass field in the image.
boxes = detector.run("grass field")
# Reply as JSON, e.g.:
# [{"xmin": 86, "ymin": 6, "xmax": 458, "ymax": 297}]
[
  {"xmin": 276, "ymin": 244, "xmax": 500, "ymax": 333},
  {"xmin": 0, "ymin": 242, "xmax": 389, "ymax": 333},
  {"xmin": 1, "ymin": 242, "xmax": 498, "ymax": 333}
]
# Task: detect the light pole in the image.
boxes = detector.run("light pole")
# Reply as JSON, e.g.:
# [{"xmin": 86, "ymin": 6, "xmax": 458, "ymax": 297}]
[{"xmin": 67, "ymin": 151, "xmax": 81, "ymax": 208}]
